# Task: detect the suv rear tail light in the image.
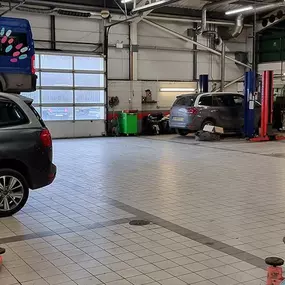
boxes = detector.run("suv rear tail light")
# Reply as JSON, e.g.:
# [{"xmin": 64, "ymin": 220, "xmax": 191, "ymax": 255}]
[
  {"xmin": 40, "ymin": 129, "xmax": 52, "ymax": 148},
  {"xmin": 187, "ymin": 107, "xmax": 198, "ymax": 115},
  {"xmin": 31, "ymin": 55, "xmax": 36, "ymax": 74}
]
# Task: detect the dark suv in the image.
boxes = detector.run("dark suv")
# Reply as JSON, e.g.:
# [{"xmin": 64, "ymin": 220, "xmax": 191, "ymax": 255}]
[{"xmin": 0, "ymin": 93, "xmax": 56, "ymax": 217}]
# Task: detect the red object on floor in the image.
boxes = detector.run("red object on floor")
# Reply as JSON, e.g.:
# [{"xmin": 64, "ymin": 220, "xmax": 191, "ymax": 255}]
[
  {"xmin": 250, "ymin": 136, "xmax": 270, "ymax": 142},
  {"xmin": 267, "ymin": 266, "xmax": 284, "ymax": 285},
  {"xmin": 0, "ymin": 255, "xmax": 3, "ymax": 266}
]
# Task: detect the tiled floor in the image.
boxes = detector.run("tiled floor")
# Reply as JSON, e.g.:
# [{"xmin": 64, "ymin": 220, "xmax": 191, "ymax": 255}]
[{"xmin": 2, "ymin": 135, "xmax": 285, "ymax": 284}]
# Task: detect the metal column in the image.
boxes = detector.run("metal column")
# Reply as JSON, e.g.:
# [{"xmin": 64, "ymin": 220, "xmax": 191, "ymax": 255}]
[
  {"xmin": 244, "ymin": 71, "xmax": 255, "ymax": 138},
  {"xmin": 261, "ymin": 70, "xmax": 274, "ymax": 137},
  {"xmin": 221, "ymin": 42, "xmax": 226, "ymax": 92},
  {"xmin": 199, "ymin": 75, "xmax": 209, "ymax": 93},
  {"xmin": 130, "ymin": 22, "xmax": 138, "ymax": 81}
]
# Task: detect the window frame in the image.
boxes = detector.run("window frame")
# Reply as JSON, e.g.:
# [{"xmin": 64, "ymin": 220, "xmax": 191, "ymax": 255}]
[{"xmin": 24, "ymin": 52, "xmax": 106, "ymax": 122}]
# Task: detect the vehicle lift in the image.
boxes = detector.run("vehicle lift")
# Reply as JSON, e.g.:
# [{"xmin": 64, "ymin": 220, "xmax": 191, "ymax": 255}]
[{"xmin": 244, "ymin": 70, "xmax": 285, "ymax": 141}]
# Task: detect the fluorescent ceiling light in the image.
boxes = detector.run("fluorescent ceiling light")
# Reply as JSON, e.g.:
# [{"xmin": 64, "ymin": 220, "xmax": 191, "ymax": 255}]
[
  {"xmin": 225, "ymin": 6, "xmax": 253, "ymax": 15},
  {"xmin": 121, "ymin": 0, "xmax": 132, "ymax": 3},
  {"xmin": 160, "ymin": 88, "xmax": 196, "ymax": 92}
]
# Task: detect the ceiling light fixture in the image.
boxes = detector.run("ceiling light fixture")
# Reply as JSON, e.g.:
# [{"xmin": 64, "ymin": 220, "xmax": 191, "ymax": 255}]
[
  {"xmin": 121, "ymin": 0, "xmax": 132, "ymax": 3},
  {"xmin": 225, "ymin": 6, "xmax": 253, "ymax": 15},
  {"xmin": 160, "ymin": 88, "xmax": 196, "ymax": 92}
]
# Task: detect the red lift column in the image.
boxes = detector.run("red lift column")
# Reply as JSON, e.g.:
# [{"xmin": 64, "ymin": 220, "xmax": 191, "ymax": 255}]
[
  {"xmin": 251, "ymin": 70, "xmax": 285, "ymax": 142},
  {"xmin": 261, "ymin": 70, "xmax": 274, "ymax": 138}
]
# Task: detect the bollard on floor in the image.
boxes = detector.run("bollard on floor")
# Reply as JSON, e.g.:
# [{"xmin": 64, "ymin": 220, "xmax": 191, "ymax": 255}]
[
  {"xmin": 0, "ymin": 247, "xmax": 5, "ymax": 267},
  {"xmin": 265, "ymin": 257, "xmax": 284, "ymax": 285}
]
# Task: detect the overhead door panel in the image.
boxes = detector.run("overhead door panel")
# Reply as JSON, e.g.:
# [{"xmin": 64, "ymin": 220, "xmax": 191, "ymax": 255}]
[{"xmin": 23, "ymin": 52, "xmax": 106, "ymax": 138}]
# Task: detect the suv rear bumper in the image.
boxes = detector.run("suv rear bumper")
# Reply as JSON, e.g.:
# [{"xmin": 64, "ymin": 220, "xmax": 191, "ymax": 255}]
[{"xmin": 30, "ymin": 163, "xmax": 57, "ymax": 190}]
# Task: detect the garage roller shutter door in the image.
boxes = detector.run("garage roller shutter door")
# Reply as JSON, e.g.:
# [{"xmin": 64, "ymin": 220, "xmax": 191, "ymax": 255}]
[{"xmin": 24, "ymin": 53, "xmax": 106, "ymax": 138}]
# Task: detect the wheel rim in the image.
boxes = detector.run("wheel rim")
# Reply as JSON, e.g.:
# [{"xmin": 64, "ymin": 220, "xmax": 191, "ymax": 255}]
[{"xmin": 0, "ymin": 176, "xmax": 24, "ymax": 212}]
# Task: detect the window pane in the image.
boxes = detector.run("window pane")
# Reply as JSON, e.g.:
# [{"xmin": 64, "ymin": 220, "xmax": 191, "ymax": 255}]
[
  {"xmin": 42, "ymin": 107, "xmax": 73, "ymax": 121},
  {"xmin": 174, "ymin": 97, "xmax": 186, "ymax": 106},
  {"xmin": 41, "ymin": 72, "xmax": 73, "ymax": 87},
  {"xmin": 22, "ymin": 90, "xmax": 40, "ymax": 104},
  {"xmin": 75, "ymin": 90, "xmax": 104, "ymax": 103},
  {"xmin": 74, "ymin": 74, "xmax": 104, "ymax": 87},
  {"xmin": 198, "ymin": 96, "xmax": 213, "ymax": 106},
  {"xmin": 35, "ymin": 54, "xmax": 39, "ymax": 69},
  {"xmin": 233, "ymin": 95, "xmax": 243, "ymax": 106},
  {"xmin": 75, "ymin": 106, "xmax": 104, "ymax": 120},
  {"xmin": 40, "ymin": 55, "xmax": 72, "ymax": 70},
  {"xmin": 35, "ymin": 107, "xmax": 41, "ymax": 116},
  {"xmin": 42, "ymin": 90, "xmax": 73, "ymax": 104},
  {"xmin": 36, "ymin": 72, "xmax": 40, "ymax": 87},
  {"xmin": 0, "ymin": 101, "xmax": 28, "ymax": 127},
  {"xmin": 74, "ymin": 57, "xmax": 103, "ymax": 71}
]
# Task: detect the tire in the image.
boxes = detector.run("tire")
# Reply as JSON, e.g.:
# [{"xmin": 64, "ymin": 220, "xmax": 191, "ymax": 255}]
[
  {"xmin": 176, "ymin": 129, "xmax": 189, "ymax": 136},
  {"xmin": 0, "ymin": 169, "xmax": 29, "ymax": 218},
  {"xmin": 201, "ymin": 119, "xmax": 215, "ymax": 130}
]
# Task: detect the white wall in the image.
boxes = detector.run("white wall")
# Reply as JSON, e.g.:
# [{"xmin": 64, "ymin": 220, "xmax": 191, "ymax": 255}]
[
  {"xmin": 7, "ymin": 11, "xmax": 249, "ymax": 83},
  {"xmin": 259, "ymin": 62, "xmax": 285, "ymax": 89},
  {"xmin": 109, "ymin": 80, "xmax": 198, "ymax": 112},
  {"xmin": 5, "ymin": 11, "xmax": 251, "ymax": 115}
]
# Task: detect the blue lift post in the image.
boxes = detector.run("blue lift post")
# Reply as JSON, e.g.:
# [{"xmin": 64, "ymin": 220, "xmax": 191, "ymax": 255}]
[
  {"xmin": 199, "ymin": 74, "xmax": 209, "ymax": 93},
  {"xmin": 244, "ymin": 71, "xmax": 256, "ymax": 138}
]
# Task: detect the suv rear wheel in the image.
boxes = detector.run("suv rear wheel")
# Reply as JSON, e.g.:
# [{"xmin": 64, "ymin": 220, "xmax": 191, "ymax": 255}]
[
  {"xmin": 0, "ymin": 169, "xmax": 29, "ymax": 217},
  {"xmin": 201, "ymin": 119, "xmax": 215, "ymax": 130},
  {"xmin": 176, "ymin": 129, "xmax": 189, "ymax": 136}
]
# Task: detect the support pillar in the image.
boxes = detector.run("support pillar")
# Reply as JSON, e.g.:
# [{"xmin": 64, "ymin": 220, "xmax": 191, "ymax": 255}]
[
  {"xmin": 50, "ymin": 15, "xmax": 56, "ymax": 50},
  {"xmin": 199, "ymin": 74, "xmax": 209, "ymax": 93},
  {"xmin": 220, "ymin": 42, "xmax": 225, "ymax": 91},
  {"xmin": 261, "ymin": 70, "xmax": 274, "ymax": 137},
  {"xmin": 244, "ymin": 71, "xmax": 255, "ymax": 138},
  {"xmin": 130, "ymin": 22, "xmax": 138, "ymax": 81}
]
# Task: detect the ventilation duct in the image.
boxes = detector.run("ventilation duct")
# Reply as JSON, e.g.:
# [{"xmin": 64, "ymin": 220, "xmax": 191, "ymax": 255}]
[
  {"xmin": 57, "ymin": 9, "xmax": 91, "ymax": 17},
  {"xmin": 16, "ymin": 6, "xmax": 55, "ymax": 14},
  {"xmin": 229, "ymin": 1, "xmax": 285, "ymax": 38},
  {"xmin": 15, "ymin": 5, "xmax": 94, "ymax": 18}
]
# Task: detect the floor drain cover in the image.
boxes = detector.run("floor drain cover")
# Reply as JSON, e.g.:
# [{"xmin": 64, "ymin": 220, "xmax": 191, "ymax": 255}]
[{"xmin": 129, "ymin": 220, "xmax": 150, "ymax": 226}]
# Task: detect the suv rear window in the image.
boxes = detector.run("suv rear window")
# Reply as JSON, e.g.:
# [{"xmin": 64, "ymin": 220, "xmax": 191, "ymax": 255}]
[
  {"xmin": 174, "ymin": 95, "xmax": 196, "ymax": 106},
  {"xmin": 0, "ymin": 101, "xmax": 28, "ymax": 127}
]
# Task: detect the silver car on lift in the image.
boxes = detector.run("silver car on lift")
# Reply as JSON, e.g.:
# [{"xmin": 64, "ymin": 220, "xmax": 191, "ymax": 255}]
[{"xmin": 169, "ymin": 92, "xmax": 261, "ymax": 136}]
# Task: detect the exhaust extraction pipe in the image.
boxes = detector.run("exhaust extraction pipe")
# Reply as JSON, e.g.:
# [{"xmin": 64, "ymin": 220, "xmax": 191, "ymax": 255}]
[
  {"xmin": 231, "ymin": 1, "xmax": 285, "ymax": 38},
  {"xmin": 199, "ymin": 0, "xmax": 237, "ymax": 34}
]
